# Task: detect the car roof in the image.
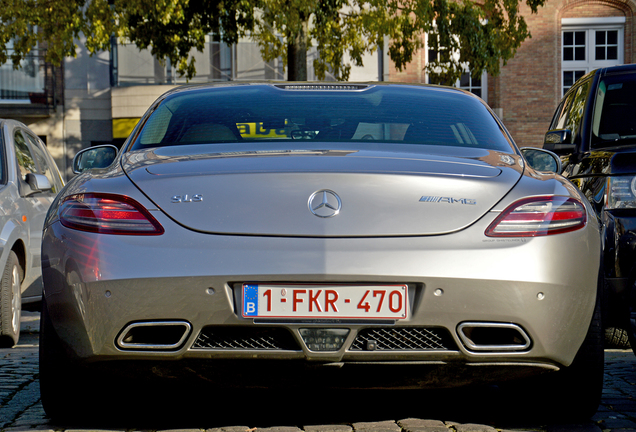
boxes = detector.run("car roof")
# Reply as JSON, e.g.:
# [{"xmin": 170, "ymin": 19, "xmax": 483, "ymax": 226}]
[
  {"xmin": 157, "ymin": 81, "xmax": 475, "ymax": 101},
  {"xmin": 563, "ymin": 64, "xmax": 636, "ymax": 98},
  {"xmin": 598, "ymin": 63, "xmax": 636, "ymax": 76},
  {"xmin": 0, "ymin": 118, "xmax": 28, "ymax": 129}
]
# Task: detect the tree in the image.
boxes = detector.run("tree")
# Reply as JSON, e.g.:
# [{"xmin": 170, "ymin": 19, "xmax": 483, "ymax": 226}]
[
  {"xmin": 0, "ymin": 0, "xmax": 256, "ymax": 79},
  {"xmin": 254, "ymin": 0, "xmax": 547, "ymax": 82},
  {"xmin": 255, "ymin": 0, "xmax": 371, "ymax": 80},
  {"xmin": 0, "ymin": 0, "xmax": 86, "ymax": 67},
  {"xmin": 0, "ymin": 0, "xmax": 546, "ymax": 83}
]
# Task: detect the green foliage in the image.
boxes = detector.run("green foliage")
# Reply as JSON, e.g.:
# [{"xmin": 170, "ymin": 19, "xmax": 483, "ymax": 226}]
[
  {"xmin": 84, "ymin": 0, "xmax": 256, "ymax": 78},
  {"xmin": 256, "ymin": 0, "xmax": 546, "ymax": 82},
  {"xmin": 375, "ymin": 0, "xmax": 546, "ymax": 84},
  {"xmin": 0, "ymin": 0, "xmax": 546, "ymax": 82},
  {"xmin": 0, "ymin": 0, "xmax": 86, "ymax": 68},
  {"xmin": 257, "ymin": 0, "xmax": 371, "ymax": 80}
]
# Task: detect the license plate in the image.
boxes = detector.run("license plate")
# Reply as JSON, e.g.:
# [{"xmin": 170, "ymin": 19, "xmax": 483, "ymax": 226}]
[{"xmin": 242, "ymin": 284, "xmax": 408, "ymax": 319}]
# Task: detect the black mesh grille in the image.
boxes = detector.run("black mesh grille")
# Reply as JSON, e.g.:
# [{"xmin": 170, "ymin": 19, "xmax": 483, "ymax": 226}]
[
  {"xmin": 192, "ymin": 327, "xmax": 300, "ymax": 351},
  {"xmin": 350, "ymin": 327, "xmax": 457, "ymax": 351}
]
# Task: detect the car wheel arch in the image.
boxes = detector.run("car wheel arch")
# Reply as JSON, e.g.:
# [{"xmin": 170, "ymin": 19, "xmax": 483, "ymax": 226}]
[
  {"xmin": 0, "ymin": 216, "xmax": 28, "ymax": 262},
  {"xmin": 10, "ymin": 240, "xmax": 26, "ymax": 282}
]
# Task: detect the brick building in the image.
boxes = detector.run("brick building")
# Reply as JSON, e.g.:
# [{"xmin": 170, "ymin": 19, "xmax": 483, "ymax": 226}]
[{"xmin": 389, "ymin": 0, "xmax": 635, "ymax": 148}]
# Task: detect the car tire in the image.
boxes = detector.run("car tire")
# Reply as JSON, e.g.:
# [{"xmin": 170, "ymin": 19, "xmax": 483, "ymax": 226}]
[
  {"xmin": 40, "ymin": 298, "xmax": 174, "ymax": 424},
  {"xmin": 39, "ymin": 297, "xmax": 104, "ymax": 424},
  {"xmin": 517, "ymin": 295, "xmax": 604, "ymax": 421},
  {"xmin": 629, "ymin": 283, "xmax": 636, "ymax": 357},
  {"xmin": 0, "ymin": 252, "xmax": 23, "ymax": 348},
  {"xmin": 39, "ymin": 297, "xmax": 75, "ymax": 423},
  {"xmin": 605, "ymin": 326, "xmax": 631, "ymax": 349}
]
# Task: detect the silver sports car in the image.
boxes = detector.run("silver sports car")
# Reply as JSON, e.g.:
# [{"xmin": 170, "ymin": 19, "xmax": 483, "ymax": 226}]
[{"xmin": 39, "ymin": 83, "xmax": 602, "ymax": 421}]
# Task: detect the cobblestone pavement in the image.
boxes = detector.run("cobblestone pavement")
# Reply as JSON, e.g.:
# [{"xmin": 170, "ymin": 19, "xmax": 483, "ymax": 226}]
[{"xmin": 1, "ymin": 312, "xmax": 635, "ymax": 432}]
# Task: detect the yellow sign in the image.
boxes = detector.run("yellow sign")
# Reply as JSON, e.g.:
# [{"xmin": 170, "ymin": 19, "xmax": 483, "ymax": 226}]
[
  {"xmin": 237, "ymin": 122, "xmax": 287, "ymax": 138},
  {"xmin": 112, "ymin": 118, "xmax": 140, "ymax": 139},
  {"xmin": 113, "ymin": 119, "xmax": 288, "ymax": 141}
]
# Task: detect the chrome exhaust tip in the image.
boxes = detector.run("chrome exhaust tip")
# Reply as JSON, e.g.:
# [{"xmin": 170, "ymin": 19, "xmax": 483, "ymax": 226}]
[
  {"xmin": 116, "ymin": 321, "xmax": 192, "ymax": 351},
  {"xmin": 457, "ymin": 322, "xmax": 531, "ymax": 352}
]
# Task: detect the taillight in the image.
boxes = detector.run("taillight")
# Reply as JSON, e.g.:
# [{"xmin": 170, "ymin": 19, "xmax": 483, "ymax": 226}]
[
  {"xmin": 485, "ymin": 196, "xmax": 587, "ymax": 237},
  {"xmin": 59, "ymin": 193, "xmax": 164, "ymax": 235}
]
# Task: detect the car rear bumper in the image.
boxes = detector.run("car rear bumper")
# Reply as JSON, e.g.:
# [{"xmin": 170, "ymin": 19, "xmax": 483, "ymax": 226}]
[{"xmin": 42, "ymin": 212, "xmax": 600, "ymax": 381}]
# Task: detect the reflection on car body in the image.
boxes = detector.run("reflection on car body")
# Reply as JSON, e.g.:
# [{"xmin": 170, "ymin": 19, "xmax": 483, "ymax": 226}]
[{"xmin": 40, "ymin": 83, "xmax": 602, "ymax": 422}]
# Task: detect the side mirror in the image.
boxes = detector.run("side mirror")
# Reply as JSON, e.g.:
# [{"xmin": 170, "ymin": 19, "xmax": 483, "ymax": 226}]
[
  {"xmin": 24, "ymin": 173, "xmax": 52, "ymax": 196},
  {"xmin": 73, "ymin": 145, "xmax": 118, "ymax": 174},
  {"xmin": 520, "ymin": 147, "xmax": 563, "ymax": 174},
  {"xmin": 543, "ymin": 129, "xmax": 575, "ymax": 155}
]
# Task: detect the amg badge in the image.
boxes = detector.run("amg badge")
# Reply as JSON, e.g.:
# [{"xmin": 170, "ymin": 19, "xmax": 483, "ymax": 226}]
[{"xmin": 420, "ymin": 196, "xmax": 477, "ymax": 205}]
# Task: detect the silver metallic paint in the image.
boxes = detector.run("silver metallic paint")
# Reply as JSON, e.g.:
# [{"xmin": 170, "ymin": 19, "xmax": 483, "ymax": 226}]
[
  {"xmin": 42, "ymin": 172, "xmax": 600, "ymax": 368},
  {"xmin": 40, "ymin": 84, "xmax": 601, "ymax": 389},
  {"xmin": 124, "ymin": 146, "xmax": 522, "ymax": 237}
]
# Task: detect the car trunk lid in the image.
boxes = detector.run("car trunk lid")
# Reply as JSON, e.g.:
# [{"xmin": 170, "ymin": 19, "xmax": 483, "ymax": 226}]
[{"xmin": 122, "ymin": 145, "xmax": 522, "ymax": 237}]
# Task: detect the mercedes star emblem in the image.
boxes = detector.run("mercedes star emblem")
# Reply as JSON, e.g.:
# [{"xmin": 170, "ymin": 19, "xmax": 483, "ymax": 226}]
[{"xmin": 308, "ymin": 189, "xmax": 342, "ymax": 218}]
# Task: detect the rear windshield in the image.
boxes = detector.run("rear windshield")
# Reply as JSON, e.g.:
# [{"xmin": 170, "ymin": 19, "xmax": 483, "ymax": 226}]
[
  {"xmin": 592, "ymin": 73, "xmax": 636, "ymax": 148},
  {"xmin": 130, "ymin": 84, "xmax": 514, "ymax": 152}
]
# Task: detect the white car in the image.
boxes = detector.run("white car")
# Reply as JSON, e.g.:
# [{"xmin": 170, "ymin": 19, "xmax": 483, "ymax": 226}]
[{"xmin": 0, "ymin": 119, "xmax": 63, "ymax": 347}]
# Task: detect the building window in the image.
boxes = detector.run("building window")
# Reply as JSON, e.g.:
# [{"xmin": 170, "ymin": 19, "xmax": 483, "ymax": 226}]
[
  {"xmin": 563, "ymin": 70, "xmax": 587, "ymax": 93},
  {"xmin": 426, "ymin": 35, "xmax": 487, "ymax": 102},
  {"xmin": 561, "ymin": 17, "xmax": 624, "ymax": 95},
  {"xmin": 563, "ymin": 31, "xmax": 586, "ymax": 61},
  {"xmin": 459, "ymin": 72, "xmax": 484, "ymax": 99},
  {"xmin": 427, "ymin": 70, "xmax": 487, "ymax": 102},
  {"xmin": 0, "ymin": 42, "xmax": 45, "ymax": 103},
  {"xmin": 113, "ymin": 35, "xmax": 289, "ymax": 86},
  {"xmin": 595, "ymin": 30, "xmax": 619, "ymax": 61}
]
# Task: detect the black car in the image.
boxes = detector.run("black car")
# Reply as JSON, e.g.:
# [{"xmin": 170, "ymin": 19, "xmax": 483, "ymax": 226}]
[{"xmin": 544, "ymin": 63, "xmax": 636, "ymax": 354}]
